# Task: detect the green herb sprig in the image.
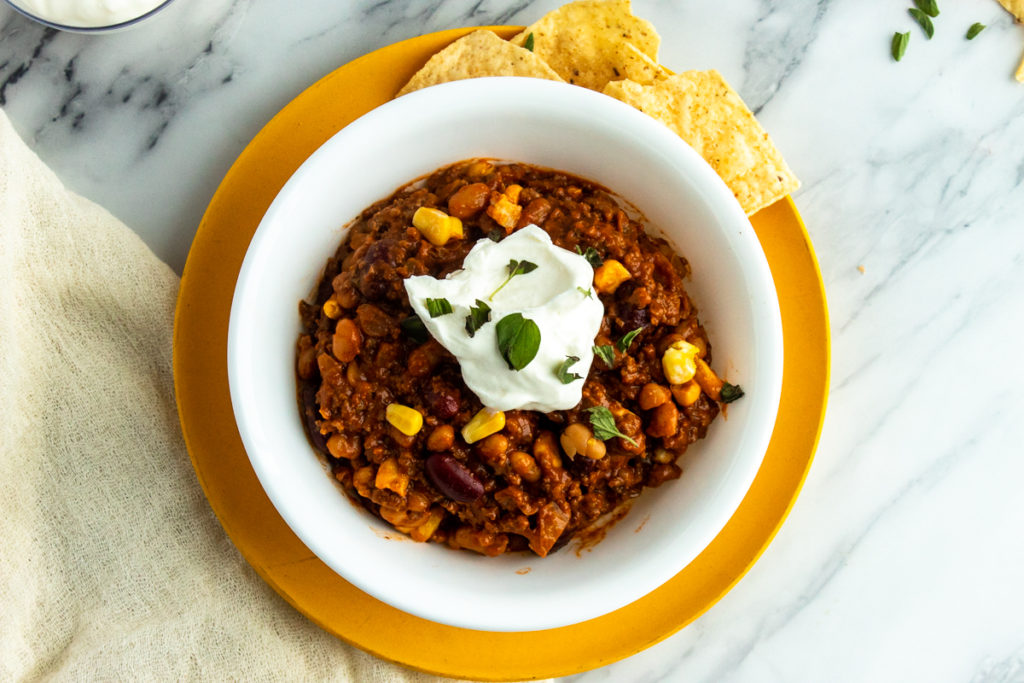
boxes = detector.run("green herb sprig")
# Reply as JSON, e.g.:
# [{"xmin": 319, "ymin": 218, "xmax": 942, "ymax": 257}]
[
  {"xmin": 488, "ymin": 259, "xmax": 538, "ymax": 300},
  {"xmin": 966, "ymin": 22, "xmax": 985, "ymax": 40},
  {"xmin": 574, "ymin": 245, "xmax": 603, "ymax": 268},
  {"xmin": 909, "ymin": 8, "xmax": 934, "ymax": 39},
  {"xmin": 615, "ymin": 327, "xmax": 643, "ymax": 352},
  {"xmin": 465, "ymin": 299, "xmax": 492, "ymax": 337},
  {"xmin": 555, "ymin": 356, "xmax": 583, "ymax": 384},
  {"xmin": 495, "ymin": 313, "xmax": 541, "ymax": 371},
  {"xmin": 524, "ymin": 32, "xmax": 535, "ymax": 52},
  {"xmin": 592, "ymin": 344, "xmax": 615, "ymax": 368},
  {"xmin": 892, "ymin": 31, "xmax": 910, "ymax": 61},
  {"xmin": 913, "ymin": 0, "xmax": 939, "ymax": 18},
  {"xmin": 586, "ymin": 406, "xmax": 638, "ymax": 447},
  {"xmin": 720, "ymin": 382, "xmax": 745, "ymax": 404},
  {"xmin": 425, "ymin": 297, "xmax": 453, "ymax": 318},
  {"xmin": 400, "ymin": 315, "xmax": 428, "ymax": 344}
]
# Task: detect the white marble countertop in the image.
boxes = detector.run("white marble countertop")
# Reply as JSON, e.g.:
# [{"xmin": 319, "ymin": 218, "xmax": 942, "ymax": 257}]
[{"xmin": 3, "ymin": 0, "xmax": 1023, "ymax": 680}]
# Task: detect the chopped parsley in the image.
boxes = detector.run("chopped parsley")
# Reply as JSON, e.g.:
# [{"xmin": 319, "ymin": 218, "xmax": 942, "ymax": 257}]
[
  {"xmin": 425, "ymin": 297, "xmax": 453, "ymax": 318},
  {"xmin": 592, "ymin": 344, "xmax": 615, "ymax": 368},
  {"xmin": 555, "ymin": 355, "xmax": 583, "ymax": 384},
  {"xmin": 464, "ymin": 299, "xmax": 492, "ymax": 337},
  {"xmin": 586, "ymin": 406, "xmax": 638, "ymax": 446}
]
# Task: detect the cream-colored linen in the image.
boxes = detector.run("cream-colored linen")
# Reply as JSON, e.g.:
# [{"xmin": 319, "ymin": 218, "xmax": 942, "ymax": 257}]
[{"xmin": 0, "ymin": 110, "xmax": 519, "ymax": 682}]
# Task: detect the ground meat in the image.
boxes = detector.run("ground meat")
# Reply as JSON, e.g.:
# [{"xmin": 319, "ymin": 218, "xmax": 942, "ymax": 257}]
[{"xmin": 297, "ymin": 159, "xmax": 723, "ymax": 557}]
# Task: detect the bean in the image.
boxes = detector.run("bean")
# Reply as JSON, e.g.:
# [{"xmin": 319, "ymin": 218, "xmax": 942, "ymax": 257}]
[
  {"xmin": 477, "ymin": 433, "xmax": 508, "ymax": 460},
  {"xmin": 509, "ymin": 451, "xmax": 541, "ymax": 482},
  {"xmin": 447, "ymin": 182, "xmax": 491, "ymax": 219},
  {"xmin": 408, "ymin": 340, "xmax": 443, "ymax": 379},
  {"xmin": 559, "ymin": 423, "xmax": 591, "ymax": 460},
  {"xmin": 477, "ymin": 434, "xmax": 509, "ymax": 470},
  {"xmin": 614, "ymin": 300, "xmax": 650, "ymax": 332},
  {"xmin": 426, "ymin": 388, "xmax": 460, "ymax": 420},
  {"xmin": 646, "ymin": 401, "xmax": 679, "ymax": 438},
  {"xmin": 331, "ymin": 272, "xmax": 360, "ymax": 309},
  {"xmin": 516, "ymin": 197, "xmax": 552, "ymax": 229},
  {"xmin": 638, "ymin": 383, "xmax": 671, "ymax": 410},
  {"xmin": 326, "ymin": 433, "xmax": 360, "ymax": 460},
  {"xmin": 425, "ymin": 453, "xmax": 485, "ymax": 503},
  {"xmin": 426, "ymin": 425, "xmax": 455, "ymax": 451},
  {"xmin": 532, "ymin": 431, "xmax": 563, "ymax": 472},
  {"xmin": 332, "ymin": 318, "xmax": 362, "ymax": 362}
]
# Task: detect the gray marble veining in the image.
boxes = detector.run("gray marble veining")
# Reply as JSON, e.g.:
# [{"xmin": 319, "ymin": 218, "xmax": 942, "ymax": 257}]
[{"xmin": 2, "ymin": 1, "xmax": 1023, "ymax": 681}]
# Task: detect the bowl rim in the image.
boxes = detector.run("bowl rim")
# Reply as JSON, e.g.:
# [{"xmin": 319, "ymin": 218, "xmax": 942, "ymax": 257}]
[
  {"xmin": 2, "ymin": 0, "xmax": 176, "ymax": 32},
  {"xmin": 227, "ymin": 76, "xmax": 784, "ymax": 632}
]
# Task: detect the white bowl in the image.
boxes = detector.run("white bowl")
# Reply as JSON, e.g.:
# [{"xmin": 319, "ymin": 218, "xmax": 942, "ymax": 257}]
[
  {"xmin": 228, "ymin": 77, "xmax": 783, "ymax": 633},
  {"xmin": 2, "ymin": 0, "xmax": 175, "ymax": 32}
]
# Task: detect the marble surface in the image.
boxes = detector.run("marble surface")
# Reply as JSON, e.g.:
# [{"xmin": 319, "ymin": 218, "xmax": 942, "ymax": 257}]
[{"xmin": 3, "ymin": 0, "xmax": 1024, "ymax": 680}]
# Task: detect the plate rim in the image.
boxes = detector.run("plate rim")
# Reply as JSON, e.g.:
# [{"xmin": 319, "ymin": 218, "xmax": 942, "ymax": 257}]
[{"xmin": 173, "ymin": 26, "xmax": 830, "ymax": 681}]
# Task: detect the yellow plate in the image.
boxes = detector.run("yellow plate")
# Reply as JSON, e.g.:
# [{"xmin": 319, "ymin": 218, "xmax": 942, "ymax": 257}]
[{"xmin": 173, "ymin": 27, "xmax": 830, "ymax": 681}]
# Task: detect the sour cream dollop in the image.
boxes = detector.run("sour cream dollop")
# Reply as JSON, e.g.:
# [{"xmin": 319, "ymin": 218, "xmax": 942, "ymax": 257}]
[
  {"xmin": 404, "ymin": 225, "xmax": 604, "ymax": 412},
  {"xmin": 11, "ymin": 0, "xmax": 167, "ymax": 27}
]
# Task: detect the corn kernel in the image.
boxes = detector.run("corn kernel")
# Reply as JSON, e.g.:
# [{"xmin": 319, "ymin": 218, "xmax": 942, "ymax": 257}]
[
  {"xmin": 447, "ymin": 215, "xmax": 464, "ymax": 239},
  {"xmin": 461, "ymin": 407, "xmax": 505, "ymax": 444},
  {"xmin": 374, "ymin": 457, "xmax": 409, "ymax": 497},
  {"xmin": 671, "ymin": 380, "xmax": 702, "ymax": 407},
  {"xmin": 593, "ymin": 259, "xmax": 632, "ymax": 294},
  {"xmin": 694, "ymin": 358, "xmax": 724, "ymax": 401},
  {"xmin": 412, "ymin": 207, "xmax": 459, "ymax": 246},
  {"xmin": 322, "ymin": 298, "xmax": 342, "ymax": 319},
  {"xmin": 661, "ymin": 340, "xmax": 699, "ymax": 385},
  {"xmin": 385, "ymin": 403, "xmax": 423, "ymax": 436}
]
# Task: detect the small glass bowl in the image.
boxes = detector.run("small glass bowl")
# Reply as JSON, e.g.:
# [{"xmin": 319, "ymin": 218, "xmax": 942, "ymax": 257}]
[{"xmin": 2, "ymin": 0, "xmax": 176, "ymax": 33}]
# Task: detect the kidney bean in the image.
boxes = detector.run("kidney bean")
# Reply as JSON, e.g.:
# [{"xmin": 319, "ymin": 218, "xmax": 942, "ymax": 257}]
[
  {"xmin": 427, "ymin": 389, "xmax": 460, "ymax": 420},
  {"xmin": 614, "ymin": 301, "xmax": 650, "ymax": 332},
  {"xmin": 425, "ymin": 453, "xmax": 484, "ymax": 503}
]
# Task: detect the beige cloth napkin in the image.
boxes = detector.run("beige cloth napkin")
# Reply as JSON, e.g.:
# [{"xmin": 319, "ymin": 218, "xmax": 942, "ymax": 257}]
[{"xmin": 0, "ymin": 110, "xmax": 533, "ymax": 682}]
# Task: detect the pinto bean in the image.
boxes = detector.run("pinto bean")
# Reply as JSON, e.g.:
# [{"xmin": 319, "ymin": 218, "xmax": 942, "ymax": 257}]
[
  {"xmin": 447, "ymin": 182, "xmax": 491, "ymax": 219},
  {"xmin": 332, "ymin": 319, "xmax": 362, "ymax": 362}
]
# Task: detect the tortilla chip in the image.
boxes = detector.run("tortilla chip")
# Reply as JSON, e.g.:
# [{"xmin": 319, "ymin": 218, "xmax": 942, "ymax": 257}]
[
  {"xmin": 1017, "ymin": 51, "xmax": 1024, "ymax": 82},
  {"xmin": 396, "ymin": 30, "xmax": 564, "ymax": 97},
  {"xmin": 604, "ymin": 71, "xmax": 800, "ymax": 215},
  {"xmin": 615, "ymin": 42, "xmax": 672, "ymax": 84},
  {"xmin": 510, "ymin": 0, "xmax": 661, "ymax": 91}
]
